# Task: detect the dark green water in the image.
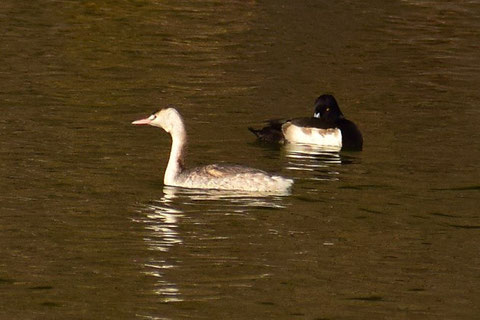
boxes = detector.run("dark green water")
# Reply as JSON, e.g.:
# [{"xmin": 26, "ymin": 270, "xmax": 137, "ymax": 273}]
[{"xmin": 1, "ymin": 1, "xmax": 479, "ymax": 319}]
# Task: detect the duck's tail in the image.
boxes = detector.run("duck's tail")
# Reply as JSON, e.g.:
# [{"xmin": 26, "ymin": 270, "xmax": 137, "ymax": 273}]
[
  {"xmin": 248, "ymin": 119, "xmax": 287, "ymax": 143},
  {"xmin": 248, "ymin": 126, "xmax": 284, "ymax": 143},
  {"xmin": 248, "ymin": 126, "xmax": 263, "ymax": 138}
]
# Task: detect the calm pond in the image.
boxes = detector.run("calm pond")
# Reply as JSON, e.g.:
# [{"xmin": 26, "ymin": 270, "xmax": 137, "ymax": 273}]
[{"xmin": 1, "ymin": 0, "xmax": 479, "ymax": 319}]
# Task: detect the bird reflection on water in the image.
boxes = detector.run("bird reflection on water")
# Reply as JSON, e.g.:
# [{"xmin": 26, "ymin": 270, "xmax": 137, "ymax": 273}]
[
  {"xmin": 136, "ymin": 197, "xmax": 184, "ymax": 302},
  {"xmin": 160, "ymin": 185, "xmax": 289, "ymax": 209},
  {"xmin": 283, "ymin": 143, "xmax": 346, "ymax": 181},
  {"xmin": 134, "ymin": 185, "xmax": 290, "ymax": 303}
]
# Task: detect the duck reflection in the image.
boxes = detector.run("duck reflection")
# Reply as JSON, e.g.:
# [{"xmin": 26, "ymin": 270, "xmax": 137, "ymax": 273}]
[{"xmin": 283, "ymin": 143, "xmax": 346, "ymax": 181}]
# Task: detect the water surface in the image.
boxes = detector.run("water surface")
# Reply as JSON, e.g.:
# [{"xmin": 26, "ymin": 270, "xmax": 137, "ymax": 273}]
[{"xmin": 1, "ymin": 0, "xmax": 479, "ymax": 319}]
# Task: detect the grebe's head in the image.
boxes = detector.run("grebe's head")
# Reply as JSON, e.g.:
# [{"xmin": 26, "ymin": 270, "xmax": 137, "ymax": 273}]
[
  {"xmin": 132, "ymin": 107, "xmax": 184, "ymax": 133},
  {"xmin": 313, "ymin": 94, "xmax": 344, "ymax": 122}
]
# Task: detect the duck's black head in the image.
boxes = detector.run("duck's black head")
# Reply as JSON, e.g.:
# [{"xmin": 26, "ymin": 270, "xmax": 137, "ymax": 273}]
[{"xmin": 313, "ymin": 94, "xmax": 344, "ymax": 122}]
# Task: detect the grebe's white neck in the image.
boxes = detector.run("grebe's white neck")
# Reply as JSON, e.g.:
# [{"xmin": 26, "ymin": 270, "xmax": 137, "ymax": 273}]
[
  {"xmin": 164, "ymin": 117, "xmax": 187, "ymax": 186},
  {"xmin": 132, "ymin": 108, "xmax": 188, "ymax": 185}
]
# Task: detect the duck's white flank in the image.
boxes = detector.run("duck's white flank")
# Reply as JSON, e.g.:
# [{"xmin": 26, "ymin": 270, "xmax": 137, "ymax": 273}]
[
  {"xmin": 132, "ymin": 108, "xmax": 293, "ymax": 193},
  {"xmin": 282, "ymin": 122, "xmax": 342, "ymax": 149}
]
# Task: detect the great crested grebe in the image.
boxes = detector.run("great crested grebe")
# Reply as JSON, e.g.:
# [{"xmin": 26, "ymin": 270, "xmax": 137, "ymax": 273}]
[
  {"xmin": 132, "ymin": 107, "xmax": 293, "ymax": 193},
  {"xmin": 248, "ymin": 94, "xmax": 363, "ymax": 151}
]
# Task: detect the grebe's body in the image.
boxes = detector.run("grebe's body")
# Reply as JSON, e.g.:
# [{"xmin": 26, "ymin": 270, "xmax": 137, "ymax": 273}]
[
  {"xmin": 171, "ymin": 164, "xmax": 292, "ymax": 192},
  {"xmin": 132, "ymin": 108, "xmax": 293, "ymax": 193},
  {"xmin": 249, "ymin": 94, "xmax": 363, "ymax": 151}
]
